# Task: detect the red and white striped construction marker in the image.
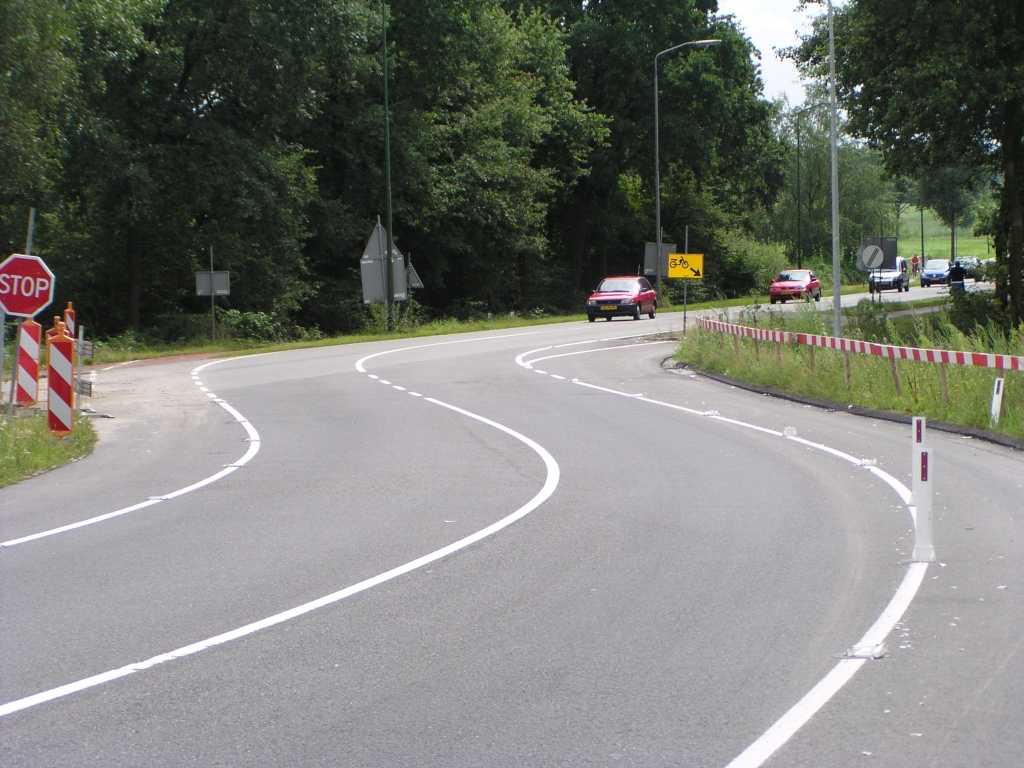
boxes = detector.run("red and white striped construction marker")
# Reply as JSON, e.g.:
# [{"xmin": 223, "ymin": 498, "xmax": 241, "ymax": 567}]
[
  {"xmin": 62, "ymin": 302, "xmax": 75, "ymax": 338},
  {"xmin": 46, "ymin": 319, "xmax": 75, "ymax": 437},
  {"xmin": 15, "ymin": 319, "xmax": 41, "ymax": 406}
]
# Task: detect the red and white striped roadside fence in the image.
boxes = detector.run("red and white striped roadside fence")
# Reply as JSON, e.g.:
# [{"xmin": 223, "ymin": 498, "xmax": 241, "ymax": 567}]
[
  {"xmin": 62, "ymin": 302, "xmax": 75, "ymax": 338},
  {"xmin": 46, "ymin": 319, "xmax": 75, "ymax": 437},
  {"xmin": 15, "ymin": 319, "xmax": 41, "ymax": 406}
]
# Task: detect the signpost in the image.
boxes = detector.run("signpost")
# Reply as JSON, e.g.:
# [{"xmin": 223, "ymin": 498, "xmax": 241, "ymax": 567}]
[
  {"xmin": 1, "ymin": 251, "xmax": 55, "ymax": 414},
  {"xmin": 195, "ymin": 247, "xmax": 229, "ymax": 342},
  {"xmin": 668, "ymin": 253, "xmax": 704, "ymax": 333},
  {"xmin": 360, "ymin": 218, "xmax": 407, "ymax": 305}
]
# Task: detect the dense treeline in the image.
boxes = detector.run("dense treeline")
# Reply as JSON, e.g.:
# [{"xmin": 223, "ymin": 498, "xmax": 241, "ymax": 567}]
[
  {"xmin": 2, "ymin": 0, "xmax": 789, "ymax": 338},
  {"xmin": 5, "ymin": 0, "xmax": 1015, "ymax": 340}
]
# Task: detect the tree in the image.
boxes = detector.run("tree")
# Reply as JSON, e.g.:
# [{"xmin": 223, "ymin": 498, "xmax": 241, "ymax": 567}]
[
  {"xmin": 792, "ymin": 0, "xmax": 1024, "ymax": 326},
  {"xmin": 0, "ymin": 0, "xmax": 77, "ymax": 253},
  {"xmin": 917, "ymin": 167, "xmax": 982, "ymax": 263},
  {"xmin": 507, "ymin": 0, "xmax": 785, "ymax": 299},
  {"xmin": 45, "ymin": 0, "xmax": 370, "ymax": 334}
]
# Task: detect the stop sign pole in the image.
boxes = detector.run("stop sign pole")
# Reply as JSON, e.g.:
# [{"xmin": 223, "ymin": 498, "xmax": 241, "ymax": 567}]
[{"xmin": 2, "ymin": 208, "xmax": 55, "ymax": 414}]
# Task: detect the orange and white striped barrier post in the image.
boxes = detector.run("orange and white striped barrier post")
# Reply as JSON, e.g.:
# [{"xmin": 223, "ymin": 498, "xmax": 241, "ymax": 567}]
[
  {"xmin": 63, "ymin": 302, "xmax": 75, "ymax": 339},
  {"xmin": 15, "ymin": 319, "xmax": 42, "ymax": 406},
  {"xmin": 46, "ymin": 319, "xmax": 75, "ymax": 437}
]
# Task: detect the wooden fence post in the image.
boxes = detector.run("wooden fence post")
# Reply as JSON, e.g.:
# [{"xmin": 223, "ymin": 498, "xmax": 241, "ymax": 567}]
[{"xmin": 890, "ymin": 358, "xmax": 903, "ymax": 397}]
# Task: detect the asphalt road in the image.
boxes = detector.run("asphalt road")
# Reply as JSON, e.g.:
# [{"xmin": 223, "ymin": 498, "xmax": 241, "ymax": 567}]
[{"xmin": 1, "ymin": 309, "xmax": 1021, "ymax": 767}]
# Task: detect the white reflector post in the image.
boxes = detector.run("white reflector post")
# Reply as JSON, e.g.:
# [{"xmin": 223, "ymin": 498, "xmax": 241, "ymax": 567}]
[
  {"xmin": 911, "ymin": 417, "xmax": 935, "ymax": 562},
  {"xmin": 990, "ymin": 378, "xmax": 1005, "ymax": 426}
]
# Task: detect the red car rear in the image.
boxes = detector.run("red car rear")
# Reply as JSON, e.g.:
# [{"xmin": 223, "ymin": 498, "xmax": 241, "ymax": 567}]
[
  {"xmin": 586, "ymin": 276, "xmax": 657, "ymax": 321},
  {"xmin": 769, "ymin": 270, "xmax": 821, "ymax": 304}
]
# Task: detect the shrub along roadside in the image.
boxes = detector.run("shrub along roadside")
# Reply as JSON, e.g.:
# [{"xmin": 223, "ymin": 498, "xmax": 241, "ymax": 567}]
[
  {"xmin": 676, "ymin": 306, "xmax": 1024, "ymax": 441},
  {"xmin": 0, "ymin": 413, "xmax": 97, "ymax": 488}
]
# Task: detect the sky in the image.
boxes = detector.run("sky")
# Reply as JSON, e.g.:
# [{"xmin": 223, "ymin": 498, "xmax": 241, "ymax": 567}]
[{"xmin": 715, "ymin": 0, "xmax": 823, "ymax": 106}]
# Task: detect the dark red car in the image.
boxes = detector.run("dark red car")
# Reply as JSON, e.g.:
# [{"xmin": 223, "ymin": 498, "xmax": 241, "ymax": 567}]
[
  {"xmin": 586, "ymin": 276, "xmax": 657, "ymax": 321},
  {"xmin": 769, "ymin": 269, "xmax": 821, "ymax": 304}
]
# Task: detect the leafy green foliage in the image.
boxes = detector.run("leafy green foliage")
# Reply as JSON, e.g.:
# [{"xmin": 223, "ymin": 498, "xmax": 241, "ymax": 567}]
[
  {"xmin": 791, "ymin": 0, "xmax": 1024, "ymax": 326},
  {"xmin": 1, "ymin": 0, "xmax": 790, "ymax": 338}
]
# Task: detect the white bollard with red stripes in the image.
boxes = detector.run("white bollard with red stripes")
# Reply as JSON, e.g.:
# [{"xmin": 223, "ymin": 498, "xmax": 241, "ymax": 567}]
[
  {"xmin": 15, "ymin": 319, "xmax": 41, "ymax": 406},
  {"xmin": 46, "ymin": 319, "xmax": 75, "ymax": 437},
  {"xmin": 911, "ymin": 417, "xmax": 935, "ymax": 562}
]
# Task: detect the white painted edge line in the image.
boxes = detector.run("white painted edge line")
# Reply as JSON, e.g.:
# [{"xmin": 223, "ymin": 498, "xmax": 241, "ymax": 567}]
[
  {"xmin": 526, "ymin": 342, "xmax": 930, "ymax": 768},
  {"xmin": 356, "ymin": 331, "xmax": 541, "ymax": 373},
  {"xmin": 0, "ymin": 370, "xmax": 559, "ymax": 719},
  {"xmin": 516, "ymin": 339, "xmax": 674, "ymax": 369},
  {"xmin": 725, "ymin": 563, "xmax": 929, "ymax": 768},
  {"xmin": 1, "ymin": 357, "xmax": 261, "ymax": 548}
]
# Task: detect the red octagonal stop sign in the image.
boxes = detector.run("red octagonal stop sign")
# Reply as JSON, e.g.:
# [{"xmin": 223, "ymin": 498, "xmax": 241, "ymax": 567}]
[{"xmin": 0, "ymin": 253, "xmax": 56, "ymax": 318}]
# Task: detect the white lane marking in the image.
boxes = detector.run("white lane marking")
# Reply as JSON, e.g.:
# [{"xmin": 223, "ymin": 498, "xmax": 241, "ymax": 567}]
[
  {"xmin": 522, "ymin": 341, "xmax": 930, "ymax": 768},
  {"xmin": 0, "ymin": 360, "xmax": 559, "ymax": 719},
  {"xmin": 355, "ymin": 332, "xmax": 541, "ymax": 373},
  {"xmin": 100, "ymin": 360, "xmax": 137, "ymax": 371},
  {"xmin": 1, "ymin": 358, "xmax": 261, "ymax": 549},
  {"xmin": 516, "ymin": 339, "xmax": 674, "ymax": 369},
  {"xmin": 725, "ymin": 563, "xmax": 929, "ymax": 768}
]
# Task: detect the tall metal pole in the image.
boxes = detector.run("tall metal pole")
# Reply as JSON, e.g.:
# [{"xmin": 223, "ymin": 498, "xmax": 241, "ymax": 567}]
[
  {"xmin": 210, "ymin": 246, "xmax": 216, "ymax": 342},
  {"xmin": 792, "ymin": 104, "xmax": 827, "ymax": 271},
  {"xmin": 382, "ymin": 1, "xmax": 395, "ymax": 331},
  {"xmin": 5, "ymin": 209, "xmax": 35, "ymax": 415},
  {"xmin": 654, "ymin": 39, "xmax": 721, "ymax": 301},
  {"xmin": 828, "ymin": 1, "xmax": 842, "ymax": 337},
  {"xmin": 796, "ymin": 117, "xmax": 803, "ymax": 269}
]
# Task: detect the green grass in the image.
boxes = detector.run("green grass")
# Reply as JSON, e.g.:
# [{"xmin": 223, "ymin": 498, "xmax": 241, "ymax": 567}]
[
  {"xmin": 897, "ymin": 208, "xmax": 992, "ymax": 261},
  {"xmin": 0, "ymin": 412, "xmax": 98, "ymax": 488},
  {"xmin": 678, "ymin": 307, "xmax": 1023, "ymax": 440}
]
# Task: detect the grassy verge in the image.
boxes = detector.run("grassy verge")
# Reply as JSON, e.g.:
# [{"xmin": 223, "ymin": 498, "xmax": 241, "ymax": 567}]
[
  {"xmin": 0, "ymin": 412, "xmax": 98, "ymax": 488},
  {"xmin": 677, "ymin": 307, "xmax": 1023, "ymax": 440}
]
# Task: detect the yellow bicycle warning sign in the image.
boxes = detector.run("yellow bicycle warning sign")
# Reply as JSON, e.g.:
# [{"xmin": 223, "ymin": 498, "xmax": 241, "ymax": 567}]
[{"xmin": 668, "ymin": 254, "xmax": 703, "ymax": 279}]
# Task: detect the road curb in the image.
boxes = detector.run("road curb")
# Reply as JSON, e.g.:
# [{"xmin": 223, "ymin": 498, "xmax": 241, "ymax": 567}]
[{"xmin": 662, "ymin": 357, "xmax": 1024, "ymax": 452}]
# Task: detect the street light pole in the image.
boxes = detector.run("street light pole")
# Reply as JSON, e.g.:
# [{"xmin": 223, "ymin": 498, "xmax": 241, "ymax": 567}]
[
  {"xmin": 793, "ymin": 103, "xmax": 826, "ymax": 269},
  {"xmin": 381, "ymin": 0, "xmax": 395, "ymax": 331},
  {"xmin": 828, "ymin": 0, "xmax": 842, "ymax": 337},
  {"xmin": 654, "ymin": 38, "xmax": 721, "ymax": 301}
]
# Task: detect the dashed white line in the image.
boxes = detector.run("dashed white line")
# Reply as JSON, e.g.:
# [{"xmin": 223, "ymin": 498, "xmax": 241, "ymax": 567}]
[{"xmin": 0, "ymin": 335, "xmax": 559, "ymax": 719}]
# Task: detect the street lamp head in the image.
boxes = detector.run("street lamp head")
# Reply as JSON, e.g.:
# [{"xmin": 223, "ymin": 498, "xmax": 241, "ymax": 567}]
[{"xmin": 657, "ymin": 38, "xmax": 722, "ymax": 59}]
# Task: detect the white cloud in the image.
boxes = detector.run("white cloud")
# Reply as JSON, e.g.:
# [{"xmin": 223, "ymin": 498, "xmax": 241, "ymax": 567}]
[{"xmin": 716, "ymin": 0, "xmax": 821, "ymax": 105}]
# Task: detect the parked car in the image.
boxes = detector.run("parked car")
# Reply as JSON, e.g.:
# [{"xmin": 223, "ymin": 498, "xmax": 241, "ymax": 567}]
[
  {"xmin": 586, "ymin": 276, "xmax": 657, "ymax": 321},
  {"xmin": 920, "ymin": 259, "xmax": 951, "ymax": 287},
  {"xmin": 868, "ymin": 257, "xmax": 910, "ymax": 293},
  {"xmin": 956, "ymin": 256, "xmax": 983, "ymax": 281},
  {"xmin": 768, "ymin": 269, "xmax": 821, "ymax": 304}
]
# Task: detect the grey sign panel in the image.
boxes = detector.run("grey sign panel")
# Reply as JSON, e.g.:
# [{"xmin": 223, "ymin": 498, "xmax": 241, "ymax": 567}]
[
  {"xmin": 74, "ymin": 379, "xmax": 93, "ymax": 397},
  {"xmin": 360, "ymin": 220, "xmax": 407, "ymax": 303},
  {"xmin": 75, "ymin": 340, "xmax": 95, "ymax": 358},
  {"xmin": 407, "ymin": 262, "xmax": 424, "ymax": 290},
  {"xmin": 857, "ymin": 237, "xmax": 898, "ymax": 271},
  {"xmin": 643, "ymin": 243, "xmax": 677, "ymax": 278},
  {"xmin": 196, "ymin": 271, "xmax": 230, "ymax": 296}
]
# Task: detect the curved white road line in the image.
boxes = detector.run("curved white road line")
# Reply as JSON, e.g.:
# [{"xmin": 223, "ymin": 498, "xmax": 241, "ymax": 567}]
[
  {"xmin": 0, "ymin": 339, "xmax": 560, "ymax": 719},
  {"xmin": 1, "ymin": 357, "xmax": 261, "ymax": 549},
  {"xmin": 517, "ymin": 342, "xmax": 930, "ymax": 768}
]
